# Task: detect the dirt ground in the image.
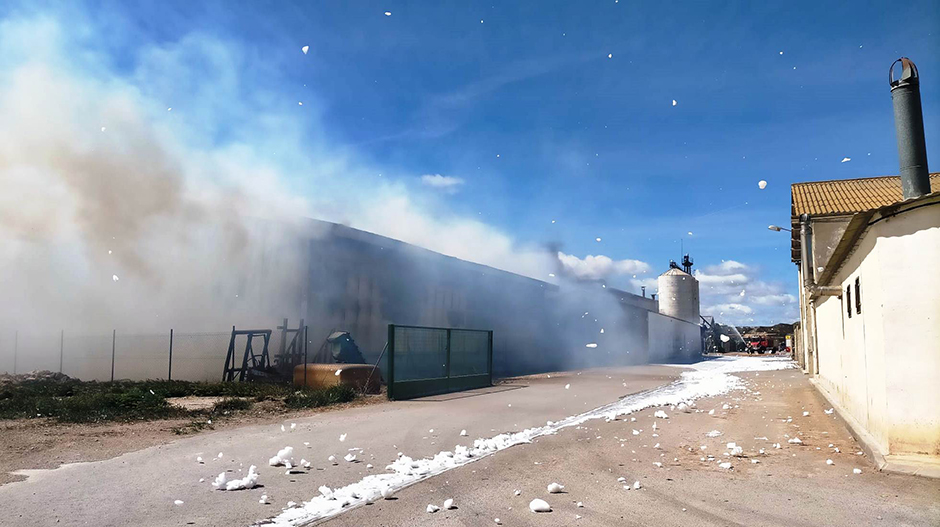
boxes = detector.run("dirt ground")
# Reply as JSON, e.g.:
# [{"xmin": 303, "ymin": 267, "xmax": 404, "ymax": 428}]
[
  {"xmin": 328, "ymin": 367, "xmax": 940, "ymax": 527},
  {"xmin": 0, "ymin": 394, "xmax": 385, "ymax": 487}
]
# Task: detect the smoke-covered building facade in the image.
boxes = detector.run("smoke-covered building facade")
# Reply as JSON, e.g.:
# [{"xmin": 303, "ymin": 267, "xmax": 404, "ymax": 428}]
[{"xmin": 300, "ymin": 220, "xmax": 702, "ymax": 378}]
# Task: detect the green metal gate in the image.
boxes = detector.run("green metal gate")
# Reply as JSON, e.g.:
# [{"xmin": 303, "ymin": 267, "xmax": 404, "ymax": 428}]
[{"xmin": 387, "ymin": 324, "xmax": 493, "ymax": 400}]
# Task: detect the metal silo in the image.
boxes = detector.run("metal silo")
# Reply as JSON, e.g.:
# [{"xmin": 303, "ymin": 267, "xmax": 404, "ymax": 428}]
[{"xmin": 657, "ymin": 267, "xmax": 700, "ymax": 323}]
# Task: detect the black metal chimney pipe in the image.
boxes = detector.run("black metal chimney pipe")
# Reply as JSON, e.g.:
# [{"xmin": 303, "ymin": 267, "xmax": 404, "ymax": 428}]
[{"xmin": 890, "ymin": 57, "xmax": 931, "ymax": 200}]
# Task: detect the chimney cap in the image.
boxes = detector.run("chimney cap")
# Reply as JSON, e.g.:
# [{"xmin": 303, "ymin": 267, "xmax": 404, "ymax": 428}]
[{"xmin": 890, "ymin": 57, "xmax": 919, "ymax": 90}]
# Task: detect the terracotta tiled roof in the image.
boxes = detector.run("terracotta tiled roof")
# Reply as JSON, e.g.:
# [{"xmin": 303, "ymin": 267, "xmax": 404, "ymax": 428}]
[{"xmin": 790, "ymin": 173, "xmax": 940, "ymax": 217}]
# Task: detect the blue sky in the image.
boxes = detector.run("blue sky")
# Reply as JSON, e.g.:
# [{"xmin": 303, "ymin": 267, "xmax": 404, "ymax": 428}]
[{"xmin": 2, "ymin": 1, "xmax": 938, "ymax": 326}]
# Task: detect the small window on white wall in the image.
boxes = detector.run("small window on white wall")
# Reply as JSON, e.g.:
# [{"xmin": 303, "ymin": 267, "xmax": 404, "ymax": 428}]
[
  {"xmin": 855, "ymin": 277, "xmax": 861, "ymax": 314},
  {"xmin": 846, "ymin": 285, "xmax": 852, "ymax": 319}
]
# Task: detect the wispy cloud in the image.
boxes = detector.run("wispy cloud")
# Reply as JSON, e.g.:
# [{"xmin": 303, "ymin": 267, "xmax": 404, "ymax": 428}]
[
  {"xmin": 695, "ymin": 260, "xmax": 798, "ymax": 325},
  {"xmin": 557, "ymin": 252, "xmax": 650, "ymax": 281},
  {"xmin": 420, "ymin": 174, "xmax": 465, "ymax": 193}
]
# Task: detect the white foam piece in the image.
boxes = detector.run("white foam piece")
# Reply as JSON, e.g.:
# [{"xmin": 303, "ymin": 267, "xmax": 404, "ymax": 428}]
[{"xmin": 529, "ymin": 499, "xmax": 552, "ymax": 512}]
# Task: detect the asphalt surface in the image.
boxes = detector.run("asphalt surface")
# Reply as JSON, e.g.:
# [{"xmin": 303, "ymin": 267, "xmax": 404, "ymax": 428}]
[
  {"xmin": 329, "ymin": 366, "xmax": 940, "ymax": 527},
  {"xmin": 0, "ymin": 365, "xmax": 679, "ymax": 527}
]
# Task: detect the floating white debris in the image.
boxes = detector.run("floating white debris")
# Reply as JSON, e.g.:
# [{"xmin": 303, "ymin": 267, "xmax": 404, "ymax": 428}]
[
  {"xmin": 653, "ymin": 462, "xmax": 662, "ymax": 468},
  {"xmin": 826, "ymin": 459, "xmax": 834, "ymax": 465},
  {"xmin": 529, "ymin": 498, "xmax": 552, "ymax": 512},
  {"xmin": 174, "ymin": 500, "xmax": 184, "ymax": 505},
  {"xmin": 853, "ymin": 468, "xmax": 862, "ymax": 474},
  {"xmin": 444, "ymin": 498, "xmax": 456, "ymax": 509},
  {"xmin": 380, "ymin": 486, "xmax": 394, "ymax": 499},
  {"xmin": 632, "ymin": 429, "xmax": 640, "ymax": 435},
  {"xmin": 706, "ymin": 430, "xmax": 722, "ymax": 437},
  {"xmin": 565, "ymin": 384, "xmax": 571, "ymax": 390},
  {"xmin": 290, "ymin": 423, "xmax": 297, "ymax": 430},
  {"xmin": 339, "ymin": 434, "xmax": 347, "ymax": 442},
  {"xmin": 260, "ymin": 494, "xmax": 269, "ymax": 504},
  {"xmin": 787, "ymin": 438, "xmax": 803, "ymax": 444},
  {"xmin": 654, "ymin": 410, "xmax": 669, "ymax": 419},
  {"xmin": 335, "ymin": 369, "xmax": 342, "ymax": 376},
  {"xmin": 281, "ymin": 425, "xmax": 286, "ymax": 432},
  {"xmin": 722, "ymin": 404, "xmax": 730, "ymax": 410},
  {"xmin": 841, "ymin": 157, "xmax": 851, "ymax": 163},
  {"xmin": 585, "ymin": 342, "xmax": 598, "ymax": 348},
  {"xmin": 301, "ymin": 45, "xmax": 309, "ymax": 54},
  {"xmin": 366, "ymin": 463, "xmax": 373, "ymax": 469},
  {"xmin": 196, "ymin": 456, "xmax": 203, "ymax": 463},
  {"xmin": 758, "ymin": 180, "xmax": 768, "ymax": 189},
  {"xmin": 577, "ymin": 501, "xmax": 583, "ymax": 508},
  {"xmin": 672, "ymin": 99, "xmax": 677, "ymax": 106},
  {"xmin": 426, "ymin": 504, "xmax": 440, "ymax": 513},
  {"xmin": 708, "ymin": 409, "xmax": 716, "ymax": 415},
  {"xmin": 547, "ymin": 482, "xmax": 565, "ymax": 494},
  {"xmin": 731, "ymin": 446, "xmax": 744, "ymax": 456},
  {"xmin": 803, "ymin": 411, "xmax": 809, "ymax": 417},
  {"xmin": 384, "ymin": 11, "xmax": 391, "ymax": 16},
  {"xmin": 825, "ymin": 408, "xmax": 834, "ymax": 415},
  {"xmin": 112, "ymin": 274, "xmax": 119, "ymax": 282},
  {"xmin": 460, "ymin": 429, "xmax": 468, "ymax": 436},
  {"xmin": 328, "ymin": 455, "xmax": 336, "ymax": 464},
  {"xmin": 217, "ymin": 452, "xmax": 224, "ymax": 459},
  {"xmin": 633, "ymin": 481, "xmax": 641, "ymax": 490},
  {"xmin": 101, "ymin": 126, "xmax": 106, "ymax": 132},
  {"xmin": 719, "ymin": 462, "xmax": 732, "ymax": 469},
  {"xmin": 344, "ymin": 453, "xmax": 357, "ymax": 463}
]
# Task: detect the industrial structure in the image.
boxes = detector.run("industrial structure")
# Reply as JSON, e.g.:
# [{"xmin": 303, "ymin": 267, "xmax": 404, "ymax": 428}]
[
  {"xmin": 789, "ymin": 57, "xmax": 939, "ymax": 474},
  {"xmin": 298, "ymin": 219, "xmax": 703, "ymax": 379}
]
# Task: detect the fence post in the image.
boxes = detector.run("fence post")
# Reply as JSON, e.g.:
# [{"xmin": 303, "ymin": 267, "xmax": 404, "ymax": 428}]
[
  {"xmin": 110, "ymin": 329, "xmax": 116, "ymax": 382},
  {"xmin": 12, "ymin": 330, "xmax": 17, "ymax": 375},
  {"xmin": 168, "ymin": 329, "xmax": 174, "ymax": 381},
  {"xmin": 59, "ymin": 330, "xmax": 64, "ymax": 373},
  {"xmin": 445, "ymin": 329, "xmax": 452, "ymax": 389},
  {"xmin": 303, "ymin": 325, "xmax": 308, "ymax": 388}
]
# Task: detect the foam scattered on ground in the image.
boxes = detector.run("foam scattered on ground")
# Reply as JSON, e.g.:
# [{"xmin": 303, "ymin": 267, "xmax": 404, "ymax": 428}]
[{"xmin": 262, "ymin": 356, "xmax": 795, "ymax": 526}]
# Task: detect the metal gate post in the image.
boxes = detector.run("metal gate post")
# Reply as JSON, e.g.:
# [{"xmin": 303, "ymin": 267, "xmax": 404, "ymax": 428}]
[
  {"xmin": 110, "ymin": 329, "xmax": 116, "ymax": 382},
  {"xmin": 387, "ymin": 324, "xmax": 395, "ymax": 400},
  {"xmin": 487, "ymin": 330, "xmax": 494, "ymax": 387},
  {"xmin": 303, "ymin": 325, "xmax": 309, "ymax": 388},
  {"xmin": 59, "ymin": 330, "xmax": 64, "ymax": 373},
  {"xmin": 168, "ymin": 329, "xmax": 174, "ymax": 380},
  {"xmin": 445, "ymin": 329, "xmax": 452, "ymax": 391}
]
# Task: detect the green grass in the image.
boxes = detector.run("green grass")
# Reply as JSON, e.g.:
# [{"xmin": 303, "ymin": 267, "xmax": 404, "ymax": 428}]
[
  {"xmin": 0, "ymin": 379, "xmax": 356, "ymax": 424},
  {"xmin": 284, "ymin": 384, "xmax": 357, "ymax": 409}
]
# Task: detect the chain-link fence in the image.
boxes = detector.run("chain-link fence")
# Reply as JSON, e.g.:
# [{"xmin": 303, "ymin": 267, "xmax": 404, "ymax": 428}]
[{"xmin": 0, "ymin": 330, "xmax": 258, "ymax": 382}]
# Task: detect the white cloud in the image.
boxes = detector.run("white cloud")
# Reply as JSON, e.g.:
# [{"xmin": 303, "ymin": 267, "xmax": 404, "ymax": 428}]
[
  {"xmin": 695, "ymin": 259, "xmax": 798, "ymax": 325},
  {"xmin": 705, "ymin": 303, "xmax": 754, "ymax": 315},
  {"xmin": 557, "ymin": 252, "xmax": 650, "ymax": 281},
  {"xmin": 420, "ymin": 174, "xmax": 465, "ymax": 192}
]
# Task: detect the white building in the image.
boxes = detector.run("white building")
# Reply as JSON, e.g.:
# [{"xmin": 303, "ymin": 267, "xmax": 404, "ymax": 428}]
[{"xmin": 790, "ymin": 173, "xmax": 940, "ymax": 475}]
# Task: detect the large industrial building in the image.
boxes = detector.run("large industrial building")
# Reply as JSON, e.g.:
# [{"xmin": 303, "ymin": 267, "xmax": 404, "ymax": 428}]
[{"xmin": 299, "ymin": 219, "xmax": 703, "ymax": 378}]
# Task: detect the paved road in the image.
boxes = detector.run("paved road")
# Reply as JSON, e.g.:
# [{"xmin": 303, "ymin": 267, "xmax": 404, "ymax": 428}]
[
  {"xmin": 0, "ymin": 365, "xmax": 679, "ymax": 527},
  {"xmin": 329, "ymin": 364, "xmax": 940, "ymax": 527}
]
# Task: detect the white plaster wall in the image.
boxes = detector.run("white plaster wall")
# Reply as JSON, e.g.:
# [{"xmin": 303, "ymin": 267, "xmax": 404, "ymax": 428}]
[
  {"xmin": 871, "ymin": 206, "xmax": 940, "ymax": 456},
  {"xmin": 811, "ymin": 201, "xmax": 940, "ymax": 458},
  {"xmin": 648, "ymin": 312, "xmax": 702, "ymax": 363}
]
